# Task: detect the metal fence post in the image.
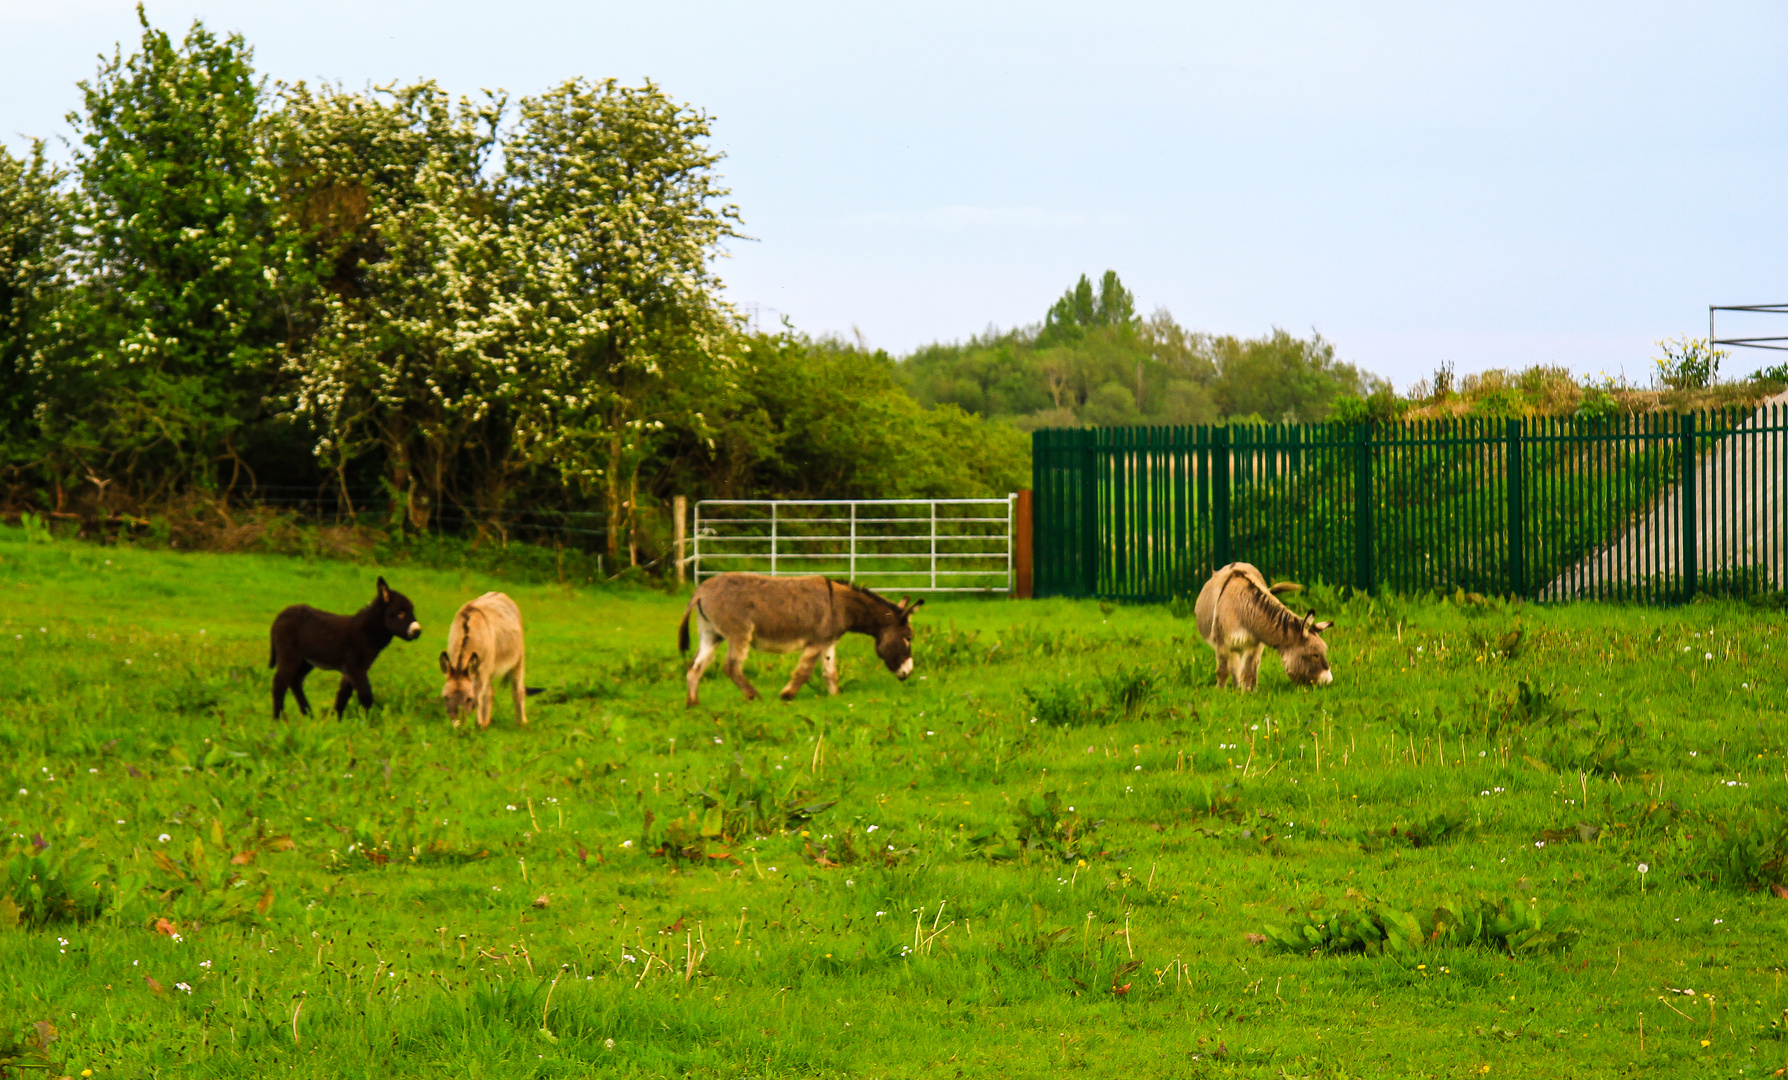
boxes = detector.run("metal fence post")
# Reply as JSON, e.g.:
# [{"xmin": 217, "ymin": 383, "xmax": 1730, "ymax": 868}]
[
  {"xmin": 1505, "ymin": 420, "xmax": 1525, "ymax": 599},
  {"xmin": 930, "ymin": 500, "xmax": 939, "ymax": 591},
  {"xmin": 1354, "ymin": 424, "xmax": 1374, "ymax": 594},
  {"xmin": 770, "ymin": 501, "xmax": 779, "ymax": 577},
  {"xmin": 1081, "ymin": 429, "xmax": 1099, "ymax": 597},
  {"xmin": 1681, "ymin": 411, "xmax": 1697, "ymax": 601},
  {"xmin": 692, "ymin": 500, "xmax": 704, "ymax": 583},
  {"xmin": 1211, "ymin": 426, "xmax": 1231, "ymax": 568}
]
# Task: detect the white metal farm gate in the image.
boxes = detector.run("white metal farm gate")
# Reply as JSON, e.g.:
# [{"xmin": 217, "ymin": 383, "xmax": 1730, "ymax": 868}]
[{"xmin": 691, "ymin": 497, "xmax": 1017, "ymax": 593}]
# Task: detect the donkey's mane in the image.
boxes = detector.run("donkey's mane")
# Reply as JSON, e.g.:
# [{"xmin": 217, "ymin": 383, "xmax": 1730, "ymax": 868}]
[
  {"xmin": 829, "ymin": 578, "xmax": 898, "ymax": 610},
  {"xmin": 1225, "ymin": 570, "xmax": 1311, "ymax": 644},
  {"xmin": 450, "ymin": 607, "xmax": 478, "ymax": 670}
]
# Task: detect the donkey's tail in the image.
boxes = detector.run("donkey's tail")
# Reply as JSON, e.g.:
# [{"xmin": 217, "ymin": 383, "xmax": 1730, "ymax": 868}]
[
  {"xmin": 1269, "ymin": 581, "xmax": 1304, "ymax": 596},
  {"xmin": 678, "ymin": 609, "xmax": 692, "ymax": 655}
]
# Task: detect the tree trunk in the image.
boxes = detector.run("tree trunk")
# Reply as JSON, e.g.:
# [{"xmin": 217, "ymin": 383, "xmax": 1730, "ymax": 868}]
[{"xmin": 605, "ymin": 430, "xmax": 624, "ymax": 565}]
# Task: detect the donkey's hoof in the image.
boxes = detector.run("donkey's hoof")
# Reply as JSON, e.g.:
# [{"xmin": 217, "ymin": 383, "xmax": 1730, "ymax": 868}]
[{"xmin": 779, "ymin": 690, "xmax": 798, "ymax": 702}]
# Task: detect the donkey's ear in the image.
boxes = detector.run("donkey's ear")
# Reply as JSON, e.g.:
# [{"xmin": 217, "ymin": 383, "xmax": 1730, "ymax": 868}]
[
  {"xmin": 1313, "ymin": 620, "xmax": 1335, "ymax": 632},
  {"xmin": 467, "ymin": 653, "xmax": 481, "ymax": 674},
  {"xmin": 1301, "ymin": 611, "xmax": 1316, "ymax": 631},
  {"xmin": 438, "ymin": 651, "xmax": 451, "ymax": 674},
  {"xmin": 377, "ymin": 576, "xmax": 391, "ymax": 602}
]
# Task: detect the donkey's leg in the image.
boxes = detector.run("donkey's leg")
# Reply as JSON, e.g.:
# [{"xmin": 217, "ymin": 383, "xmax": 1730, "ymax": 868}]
[
  {"xmin": 290, "ymin": 662, "xmax": 314, "ymax": 716},
  {"xmin": 272, "ymin": 662, "xmax": 291, "ymax": 719},
  {"xmin": 723, "ymin": 639, "xmax": 760, "ymax": 701},
  {"xmin": 511, "ymin": 659, "xmax": 528, "ymax": 725},
  {"xmin": 822, "ymin": 645, "xmax": 839, "ymax": 695},
  {"xmin": 1212, "ymin": 649, "xmax": 1230, "ymax": 688},
  {"xmin": 686, "ymin": 619, "xmax": 721, "ymax": 707},
  {"xmin": 1240, "ymin": 647, "xmax": 1264, "ymax": 691},
  {"xmin": 333, "ymin": 674, "xmax": 356, "ymax": 717},
  {"xmin": 477, "ymin": 680, "xmax": 494, "ymax": 729},
  {"xmin": 349, "ymin": 668, "xmax": 375, "ymax": 713},
  {"xmin": 781, "ymin": 644, "xmax": 827, "ymax": 701}
]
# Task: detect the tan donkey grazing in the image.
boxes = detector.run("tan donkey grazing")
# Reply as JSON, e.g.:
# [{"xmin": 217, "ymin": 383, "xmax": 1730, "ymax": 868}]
[
  {"xmin": 679, "ymin": 573, "xmax": 923, "ymax": 706},
  {"xmin": 1194, "ymin": 562, "xmax": 1334, "ymax": 690},
  {"xmin": 438, "ymin": 591, "xmax": 530, "ymax": 727}
]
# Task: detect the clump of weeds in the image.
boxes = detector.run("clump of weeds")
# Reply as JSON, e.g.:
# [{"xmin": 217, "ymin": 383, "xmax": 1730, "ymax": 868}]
[
  {"xmin": 1263, "ymin": 889, "xmax": 1580, "ymax": 957},
  {"xmin": 966, "ymin": 790, "xmax": 1100, "ymax": 862},
  {"xmin": 1358, "ymin": 807, "xmax": 1474, "ymax": 852}
]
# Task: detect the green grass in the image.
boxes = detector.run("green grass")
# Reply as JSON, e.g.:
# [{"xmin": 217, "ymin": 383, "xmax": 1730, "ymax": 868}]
[{"xmin": 3, "ymin": 528, "xmax": 1788, "ymax": 1078}]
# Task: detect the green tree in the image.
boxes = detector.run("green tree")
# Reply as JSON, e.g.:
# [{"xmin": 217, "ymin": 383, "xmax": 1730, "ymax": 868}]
[
  {"xmin": 1208, "ymin": 330, "xmax": 1378, "ymax": 423},
  {"xmin": 1040, "ymin": 269, "xmax": 1136, "ymax": 346},
  {"xmin": 43, "ymin": 8, "xmax": 289, "ymax": 498},
  {"xmin": 666, "ymin": 332, "xmax": 1026, "ymax": 502},
  {"xmin": 0, "ymin": 140, "xmax": 68, "ymax": 489},
  {"xmin": 280, "ymin": 82, "xmax": 509, "ymax": 531},
  {"xmin": 499, "ymin": 78, "xmax": 742, "ymax": 564}
]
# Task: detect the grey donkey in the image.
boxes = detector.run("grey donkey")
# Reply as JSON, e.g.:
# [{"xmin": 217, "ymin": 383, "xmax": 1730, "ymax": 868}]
[
  {"xmin": 678, "ymin": 573, "xmax": 923, "ymax": 706},
  {"xmin": 1194, "ymin": 562, "xmax": 1334, "ymax": 690}
]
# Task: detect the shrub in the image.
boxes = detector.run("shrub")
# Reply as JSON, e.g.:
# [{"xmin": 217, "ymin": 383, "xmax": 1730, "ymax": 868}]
[{"xmin": 1654, "ymin": 336, "xmax": 1726, "ymax": 390}]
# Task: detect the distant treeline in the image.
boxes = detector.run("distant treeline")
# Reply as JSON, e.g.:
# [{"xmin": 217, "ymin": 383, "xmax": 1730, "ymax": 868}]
[
  {"xmin": 900, "ymin": 271, "xmax": 1384, "ymax": 430},
  {"xmin": 0, "ymin": 11, "xmax": 1030, "ymax": 569}
]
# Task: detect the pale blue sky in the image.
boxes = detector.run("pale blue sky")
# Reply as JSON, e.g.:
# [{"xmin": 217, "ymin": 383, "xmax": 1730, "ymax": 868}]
[{"xmin": 4, "ymin": 1, "xmax": 1785, "ymax": 386}]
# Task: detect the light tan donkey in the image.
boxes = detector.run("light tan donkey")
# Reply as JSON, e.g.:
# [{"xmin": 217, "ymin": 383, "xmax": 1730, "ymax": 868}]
[
  {"xmin": 1193, "ymin": 562, "xmax": 1334, "ymax": 691},
  {"xmin": 439, "ymin": 591, "xmax": 530, "ymax": 727},
  {"xmin": 678, "ymin": 573, "xmax": 923, "ymax": 706}
]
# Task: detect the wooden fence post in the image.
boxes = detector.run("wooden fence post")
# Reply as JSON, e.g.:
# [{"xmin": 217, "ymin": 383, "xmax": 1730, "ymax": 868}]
[
  {"xmin": 1015, "ymin": 490, "xmax": 1033, "ymax": 598},
  {"xmin": 672, "ymin": 495, "xmax": 687, "ymax": 585}
]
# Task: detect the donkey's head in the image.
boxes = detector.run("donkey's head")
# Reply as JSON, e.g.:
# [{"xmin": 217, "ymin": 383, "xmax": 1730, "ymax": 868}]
[
  {"xmin": 438, "ymin": 650, "xmax": 480, "ymax": 720},
  {"xmin": 875, "ymin": 597, "xmax": 926, "ymax": 679},
  {"xmin": 1280, "ymin": 611, "xmax": 1335, "ymax": 686},
  {"xmin": 376, "ymin": 577, "xmax": 422, "ymax": 641}
]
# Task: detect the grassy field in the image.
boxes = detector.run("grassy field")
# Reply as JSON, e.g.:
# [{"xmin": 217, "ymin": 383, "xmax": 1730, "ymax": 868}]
[{"xmin": 3, "ymin": 527, "xmax": 1788, "ymax": 1078}]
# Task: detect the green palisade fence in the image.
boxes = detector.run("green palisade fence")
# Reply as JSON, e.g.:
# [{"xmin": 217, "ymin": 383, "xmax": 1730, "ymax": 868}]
[{"xmin": 1031, "ymin": 406, "xmax": 1788, "ymax": 604}]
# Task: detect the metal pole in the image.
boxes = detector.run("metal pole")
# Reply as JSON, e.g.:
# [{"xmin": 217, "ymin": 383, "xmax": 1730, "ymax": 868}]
[
  {"xmin": 1681, "ymin": 412, "xmax": 1697, "ymax": 601},
  {"xmin": 692, "ymin": 500, "xmax": 703, "ymax": 583},
  {"xmin": 1353, "ymin": 423, "xmax": 1374, "ymax": 594},
  {"xmin": 1505, "ymin": 420, "xmax": 1524, "ymax": 599},
  {"xmin": 931, "ymin": 501, "xmax": 938, "ymax": 591},
  {"xmin": 771, "ymin": 501, "xmax": 779, "ymax": 577},
  {"xmin": 849, "ymin": 502, "xmax": 857, "ymax": 584},
  {"xmin": 672, "ymin": 495, "xmax": 687, "ymax": 585},
  {"xmin": 1211, "ymin": 426, "xmax": 1231, "ymax": 569}
]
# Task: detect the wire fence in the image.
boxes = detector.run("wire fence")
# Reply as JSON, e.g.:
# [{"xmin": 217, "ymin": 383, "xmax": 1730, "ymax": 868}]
[{"xmin": 241, "ymin": 485, "xmax": 613, "ymax": 549}]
